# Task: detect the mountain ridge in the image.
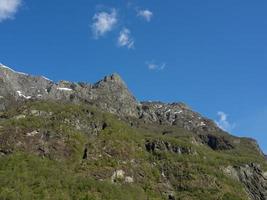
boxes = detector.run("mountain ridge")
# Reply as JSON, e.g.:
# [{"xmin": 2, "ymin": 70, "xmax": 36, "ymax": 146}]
[
  {"xmin": 0, "ymin": 63, "xmax": 266, "ymax": 200},
  {"xmin": 0, "ymin": 63, "xmax": 265, "ymax": 154}
]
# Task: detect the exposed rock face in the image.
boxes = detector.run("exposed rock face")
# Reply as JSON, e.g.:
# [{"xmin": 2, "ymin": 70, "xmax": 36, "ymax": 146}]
[
  {"xmin": 0, "ymin": 64, "xmax": 262, "ymax": 153},
  {"xmin": 198, "ymin": 134, "xmax": 234, "ymax": 150},
  {"xmin": 0, "ymin": 127, "xmax": 72, "ymax": 159},
  {"xmin": 0, "ymin": 64, "xmax": 229, "ymax": 135},
  {"xmin": 0, "ymin": 64, "xmax": 53, "ymax": 110},
  {"xmin": 224, "ymin": 164, "xmax": 267, "ymax": 200},
  {"xmin": 0, "ymin": 64, "xmax": 220, "ymax": 134},
  {"xmin": 139, "ymin": 101, "xmax": 236, "ymax": 151},
  {"xmin": 0, "ymin": 65, "xmax": 139, "ymax": 118},
  {"xmin": 145, "ymin": 139, "xmax": 196, "ymax": 155},
  {"xmin": 85, "ymin": 74, "xmax": 139, "ymax": 117},
  {"xmin": 1, "ymin": 64, "xmax": 267, "ymax": 200},
  {"xmin": 139, "ymin": 101, "xmax": 221, "ymax": 134}
]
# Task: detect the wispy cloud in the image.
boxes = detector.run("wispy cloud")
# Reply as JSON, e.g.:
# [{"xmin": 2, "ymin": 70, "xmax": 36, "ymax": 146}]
[
  {"xmin": 146, "ymin": 61, "xmax": 166, "ymax": 71},
  {"xmin": 137, "ymin": 9, "xmax": 153, "ymax": 22},
  {"xmin": 117, "ymin": 28, "xmax": 134, "ymax": 49},
  {"xmin": 215, "ymin": 111, "xmax": 236, "ymax": 132},
  {"xmin": 0, "ymin": 0, "xmax": 21, "ymax": 22},
  {"xmin": 91, "ymin": 9, "xmax": 117, "ymax": 38}
]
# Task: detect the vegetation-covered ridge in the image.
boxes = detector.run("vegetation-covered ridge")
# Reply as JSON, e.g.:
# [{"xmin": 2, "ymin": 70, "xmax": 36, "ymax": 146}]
[{"xmin": 0, "ymin": 101, "xmax": 266, "ymax": 200}]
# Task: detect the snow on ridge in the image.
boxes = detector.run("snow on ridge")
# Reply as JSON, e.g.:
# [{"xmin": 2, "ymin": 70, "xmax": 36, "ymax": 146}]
[
  {"xmin": 41, "ymin": 76, "xmax": 53, "ymax": 82},
  {"xmin": 0, "ymin": 63, "xmax": 28, "ymax": 76},
  {"xmin": 200, "ymin": 122, "xmax": 206, "ymax": 126},
  {"xmin": 0, "ymin": 63, "xmax": 54, "ymax": 82},
  {"xmin": 57, "ymin": 87, "xmax": 73, "ymax": 92},
  {"xmin": 16, "ymin": 91, "xmax": 32, "ymax": 99},
  {"xmin": 174, "ymin": 110, "xmax": 183, "ymax": 114}
]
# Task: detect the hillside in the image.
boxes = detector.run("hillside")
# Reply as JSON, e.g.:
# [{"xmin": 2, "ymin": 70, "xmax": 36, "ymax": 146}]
[{"xmin": 0, "ymin": 64, "xmax": 266, "ymax": 200}]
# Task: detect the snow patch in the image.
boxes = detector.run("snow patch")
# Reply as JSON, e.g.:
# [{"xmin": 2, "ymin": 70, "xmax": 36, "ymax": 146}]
[
  {"xmin": 200, "ymin": 122, "xmax": 206, "ymax": 126},
  {"xmin": 41, "ymin": 76, "xmax": 53, "ymax": 82},
  {"xmin": 57, "ymin": 87, "xmax": 73, "ymax": 91},
  {"xmin": 0, "ymin": 63, "xmax": 28, "ymax": 76},
  {"xmin": 16, "ymin": 91, "xmax": 32, "ymax": 99},
  {"xmin": 0, "ymin": 96, "xmax": 3, "ymax": 99}
]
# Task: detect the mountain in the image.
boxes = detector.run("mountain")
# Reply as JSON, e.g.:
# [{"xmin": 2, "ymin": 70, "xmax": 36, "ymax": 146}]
[{"xmin": 0, "ymin": 63, "xmax": 266, "ymax": 200}]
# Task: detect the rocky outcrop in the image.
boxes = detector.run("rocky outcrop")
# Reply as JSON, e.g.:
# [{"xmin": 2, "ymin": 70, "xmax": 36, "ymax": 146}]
[
  {"xmin": 0, "ymin": 64, "xmax": 139, "ymax": 118},
  {"xmin": 224, "ymin": 164, "xmax": 267, "ymax": 200},
  {"xmin": 0, "ymin": 64, "xmax": 53, "ymax": 110},
  {"xmin": 139, "ymin": 101, "xmax": 235, "ymax": 151},
  {"xmin": 0, "ymin": 64, "xmax": 230, "ymax": 135},
  {"xmin": 0, "ymin": 64, "xmax": 221, "ymax": 136},
  {"xmin": 0, "ymin": 128, "xmax": 72, "ymax": 159},
  {"xmin": 145, "ymin": 139, "xmax": 196, "ymax": 155},
  {"xmin": 0, "ymin": 63, "xmax": 263, "ymax": 153},
  {"xmin": 139, "ymin": 101, "xmax": 221, "ymax": 134},
  {"xmin": 198, "ymin": 134, "xmax": 234, "ymax": 150}
]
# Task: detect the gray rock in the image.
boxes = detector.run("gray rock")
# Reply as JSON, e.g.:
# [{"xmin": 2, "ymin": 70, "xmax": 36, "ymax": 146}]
[
  {"xmin": 139, "ymin": 101, "xmax": 221, "ymax": 134},
  {"xmin": 0, "ymin": 65, "xmax": 139, "ymax": 118},
  {"xmin": 145, "ymin": 139, "xmax": 196, "ymax": 155},
  {"xmin": 198, "ymin": 134, "xmax": 234, "ymax": 150},
  {"xmin": 0, "ymin": 64, "xmax": 264, "ymax": 154},
  {"xmin": 224, "ymin": 164, "xmax": 267, "ymax": 200},
  {"xmin": 0, "ymin": 64, "xmax": 236, "ymax": 137}
]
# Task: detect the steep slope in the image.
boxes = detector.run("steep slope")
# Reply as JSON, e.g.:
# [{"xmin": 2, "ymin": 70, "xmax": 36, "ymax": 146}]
[
  {"xmin": 0, "ymin": 64, "xmax": 229, "ymax": 153},
  {"xmin": 0, "ymin": 63, "xmax": 266, "ymax": 200},
  {"xmin": 0, "ymin": 64, "xmax": 139, "ymax": 117}
]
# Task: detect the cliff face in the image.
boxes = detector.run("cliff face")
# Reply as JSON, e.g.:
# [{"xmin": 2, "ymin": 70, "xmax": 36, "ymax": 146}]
[
  {"xmin": 0, "ymin": 63, "xmax": 266, "ymax": 200},
  {"xmin": 0, "ymin": 64, "xmax": 139, "ymax": 117},
  {"xmin": 0, "ymin": 64, "xmax": 231, "ymax": 137},
  {"xmin": 225, "ymin": 164, "xmax": 267, "ymax": 200}
]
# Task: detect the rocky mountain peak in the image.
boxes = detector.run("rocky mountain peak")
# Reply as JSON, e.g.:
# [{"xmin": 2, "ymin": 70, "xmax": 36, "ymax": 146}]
[
  {"xmin": 91, "ymin": 73, "xmax": 139, "ymax": 117},
  {"xmin": 0, "ymin": 64, "xmax": 262, "ymax": 152},
  {"xmin": 0, "ymin": 64, "xmax": 228, "ymax": 133},
  {"xmin": 0, "ymin": 64, "xmax": 139, "ymax": 117},
  {"xmin": 103, "ymin": 73, "xmax": 124, "ymax": 83},
  {"xmin": 95, "ymin": 73, "xmax": 127, "ymax": 89},
  {"xmin": 0, "ymin": 64, "xmax": 266, "ymax": 200}
]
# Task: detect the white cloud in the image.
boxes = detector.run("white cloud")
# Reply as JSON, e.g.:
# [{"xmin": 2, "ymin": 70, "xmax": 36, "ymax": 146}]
[
  {"xmin": 91, "ymin": 9, "xmax": 117, "ymax": 38},
  {"xmin": 215, "ymin": 111, "xmax": 236, "ymax": 132},
  {"xmin": 137, "ymin": 9, "xmax": 153, "ymax": 22},
  {"xmin": 146, "ymin": 61, "xmax": 166, "ymax": 71},
  {"xmin": 0, "ymin": 0, "xmax": 21, "ymax": 22},
  {"xmin": 117, "ymin": 28, "xmax": 134, "ymax": 49}
]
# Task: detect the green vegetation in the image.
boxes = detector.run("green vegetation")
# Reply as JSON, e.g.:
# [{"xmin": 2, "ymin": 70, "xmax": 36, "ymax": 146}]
[{"xmin": 0, "ymin": 101, "xmax": 266, "ymax": 200}]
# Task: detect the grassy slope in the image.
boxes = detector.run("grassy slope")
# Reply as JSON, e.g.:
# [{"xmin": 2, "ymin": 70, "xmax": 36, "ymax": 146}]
[{"xmin": 0, "ymin": 101, "xmax": 266, "ymax": 200}]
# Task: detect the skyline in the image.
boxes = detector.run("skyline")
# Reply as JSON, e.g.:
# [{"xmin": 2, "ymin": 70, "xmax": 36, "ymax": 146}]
[{"xmin": 0, "ymin": 0, "xmax": 266, "ymax": 153}]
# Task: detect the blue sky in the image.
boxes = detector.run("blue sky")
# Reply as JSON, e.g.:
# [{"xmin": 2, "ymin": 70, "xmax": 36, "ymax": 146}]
[{"xmin": 0, "ymin": 0, "xmax": 266, "ymax": 153}]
